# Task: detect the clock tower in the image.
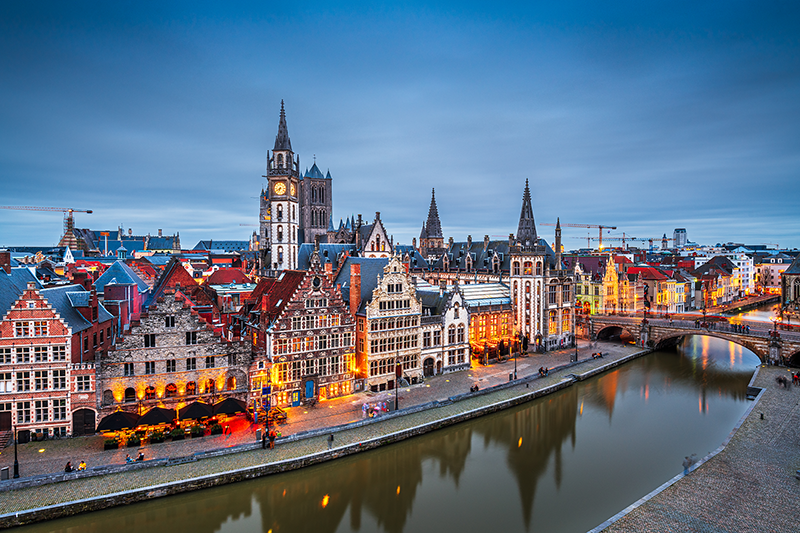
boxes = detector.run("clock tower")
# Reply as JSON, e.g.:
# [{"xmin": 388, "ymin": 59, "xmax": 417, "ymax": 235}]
[{"xmin": 261, "ymin": 100, "xmax": 301, "ymax": 271}]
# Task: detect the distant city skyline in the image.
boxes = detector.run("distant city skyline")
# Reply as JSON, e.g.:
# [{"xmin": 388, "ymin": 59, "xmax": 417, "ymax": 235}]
[{"xmin": 2, "ymin": 2, "xmax": 799, "ymax": 250}]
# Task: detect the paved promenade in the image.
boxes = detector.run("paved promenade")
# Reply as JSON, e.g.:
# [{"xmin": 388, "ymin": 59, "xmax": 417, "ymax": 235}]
[
  {"xmin": 599, "ymin": 365, "xmax": 800, "ymax": 533},
  {"xmin": 0, "ymin": 340, "xmax": 639, "ymax": 523}
]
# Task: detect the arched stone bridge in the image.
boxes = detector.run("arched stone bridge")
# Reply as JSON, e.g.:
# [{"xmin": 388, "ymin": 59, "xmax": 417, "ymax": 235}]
[{"xmin": 589, "ymin": 315, "xmax": 800, "ymax": 365}]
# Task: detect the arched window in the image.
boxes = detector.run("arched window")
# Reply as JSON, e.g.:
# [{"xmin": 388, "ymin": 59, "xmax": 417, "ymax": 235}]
[
  {"xmin": 278, "ymin": 246, "xmax": 284, "ymax": 263},
  {"xmin": 292, "ymin": 205, "xmax": 295, "ymax": 221},
  {"xmin": 523, "ymin": 262, "xmax": 532, "ymax": 275},
  {"xmin": 278, "ymin": 153, "xmax": 284, "ymax": 168},
  {"xmin": 457, "ymin": 324, "xmax": 465, "ymax": 343},
  {"xmin": 124, "ymin": 387, "xmax": 136, "ymax": 403},
  {"xmin": 103, "ymin": 389, "xmax": 114, "ymax": 406},
  {"xmin": 186, "ymin": 381, "xmax": 197, "ymax": 396},
  {"xmin": 371, "ymin": 241, "xmax": 376, "ymax": 251},
  {"xmin": 311, "ymin": 210, "xmax": 316, "ymax": 226},
  {"xmin": 277, "ymin": 205, "xmax": 283, "ymax": 220},
  {"xmin": 165, "ymin": 383, "xmax": 177, "ymax": 398},
  {"xmin": 381, "ymin": 241, "xmax": 385, "ymax": 251},
  {"xmin": 454, "ymin": 302, "xmax": 460, "ymax": 319},
  {"xmin": 536, "ymin": 262, "xmax": 542, "ymax": 276},
  {"xmin": 206, "ymin": 379, "xmax": 216, "ymax": 394},
  {"xmin": 144, "ymin": 385, "xmax": 156, "ymax": 400},
  {"xmin": 227, "ymin": 376, "xmax": 236, "ymax": 391},
  {"xmin": 448, "ymin": 325, "xmax": 456, "ymax": 344},
  {"xmin": 277, "ymin": 226, "xmax": 283, "ymax": 241},
  {"xmin": 312, "ymin": 187, "xmax": 317, "ymax": 202},
  {"xmin": 321, "ymin": 188, "xmax": 325, "ymax": 203}
]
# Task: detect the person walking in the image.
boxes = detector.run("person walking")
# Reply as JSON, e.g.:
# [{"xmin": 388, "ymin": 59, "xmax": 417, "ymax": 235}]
[
  {"xmin": 268, "ymin": 429, "xmax": 276, "ymax": 449},
  {"xmin": 327, "ymin": 433, "xmax": 334, "ymax": 450},
  {"xmin": 362, "ymin": 402, "xmax": 367, "ymax": 418}
]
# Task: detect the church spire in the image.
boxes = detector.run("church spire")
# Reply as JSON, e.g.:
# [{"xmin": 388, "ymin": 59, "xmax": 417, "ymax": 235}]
[
  {"xmin": 425, "ymin": 188, "xmax": 443, "ymax": 238},
  {"xmin": 516, "ymin": 179, "xmax": 538, "ymax": 245},
  {"xmin": 273, "ymin": 100, "xmax": 292, "ymax": 152},
  {"xmin": 555, "ymin": 217, "xmax": 562, "ymax": 268}
]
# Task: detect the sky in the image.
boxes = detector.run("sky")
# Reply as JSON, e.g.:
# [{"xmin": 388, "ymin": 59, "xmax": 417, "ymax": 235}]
[{"xmin": 1, "ymin": 1, "xmax": 799, "ymax": 251}]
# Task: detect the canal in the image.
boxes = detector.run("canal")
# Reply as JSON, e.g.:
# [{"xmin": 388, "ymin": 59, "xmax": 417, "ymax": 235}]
[{"xmin": 20, "ymin": 337, "xmax": 760, "ymax": 533}]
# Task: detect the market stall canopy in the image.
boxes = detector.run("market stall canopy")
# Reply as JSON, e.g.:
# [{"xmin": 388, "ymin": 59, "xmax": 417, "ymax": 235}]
[
  {"xmin": 213, "ymin": 397, "xmax": 247, "ymax": 415},
  {"xmin": 178, "ymin": 401, "xmax": 213, "ymax": 420},
  {"xmin": 138, "ymin": 406, "xmax": 176, "ymax": 426},
  {"xmin": 96, "ymin": 411, "xmax": 141, "ymax": 432}
]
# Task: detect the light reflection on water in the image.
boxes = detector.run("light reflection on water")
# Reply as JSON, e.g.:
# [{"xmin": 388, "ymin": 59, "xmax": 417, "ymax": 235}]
[{"xmin": 20, "ymin": 337, "xmax": 760, "ymax": 533}]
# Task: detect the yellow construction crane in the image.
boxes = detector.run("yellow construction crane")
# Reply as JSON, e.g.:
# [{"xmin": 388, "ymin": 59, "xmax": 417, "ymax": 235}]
[{"xmin": 0, "ymin": 205, "xmax": 93, "ymax": 250}]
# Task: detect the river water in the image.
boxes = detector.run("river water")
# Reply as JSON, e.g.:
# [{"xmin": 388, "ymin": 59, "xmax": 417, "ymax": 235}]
[{"xmin": 20, "ymin": 337, "xmax": 760, "ymax": 533}]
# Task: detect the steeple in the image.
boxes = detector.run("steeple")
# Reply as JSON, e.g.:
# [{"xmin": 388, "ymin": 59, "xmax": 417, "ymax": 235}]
[
  {"xmin": 555, "ymin": 217, "xmax": 562, "ymax": 269},
  {"xmin": 516, "ymin": 179, "xmax": 538, "ymax": 245},
  {"xmin": 425, "ymin": 188, "xmax": 443, "ymax": 238},
  {"xmin": 273, "ymin": 100, "xmax": 292, "ymax": 152}
]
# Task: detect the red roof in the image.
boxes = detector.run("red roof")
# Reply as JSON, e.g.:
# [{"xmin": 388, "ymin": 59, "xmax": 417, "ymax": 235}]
[
  {"xmin": 627, "ymin": 266, "xmax": 668, "ymax": 281},
  {"xmin": 207, "ymin": 268, "xmax": 251, "ymax": 285}
]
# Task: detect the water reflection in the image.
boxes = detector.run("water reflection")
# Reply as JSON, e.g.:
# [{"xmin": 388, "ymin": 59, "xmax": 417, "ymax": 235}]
[{"xmin": 21, "ymin": 337, "xmax": 760, "ymax": 533}]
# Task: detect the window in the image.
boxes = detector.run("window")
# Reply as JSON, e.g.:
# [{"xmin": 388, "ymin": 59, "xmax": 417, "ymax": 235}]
[
  {"xmin": 0, "ymin": 372, "xmax": 11, "ymax": 393},
  {"xmin": 165, "ymin": 316, "xmax": 176, "ymax": 328},
  {"xmin": 83, "ymin": 337, "xmax": 88, "ymax": 352},
  {"xmin": 93, "ymin": 332, "xmax": 98, "ymax": 348},
  {"xmin": 457, "ymin": 325, "xmax": 465, "ymax": 343},
  {"xmin": 145, "ymin": 386, "xmax": 156, "ymax": 400},
  {"xmin": 15, "ymin": 321, "xmax": 29, "ymax": 337},
  {"xmin": 448, "ymin": 326, "xmax": 456, "ymax": 345},
  {"xmin": 186, "ymin": 358, "xmax": 197, "ymax": 371},
  {"xmin": 144, "ymin": 333, "xmax": 156, "ymax": 348},
  {"xmin": 433, "ymin": 330, "xmax": 441, "ymax": 346},
  {"xmin": 513, "ymin": 262, "xmax": 520, "ymax": 276},
  {"xmin": 16, "ymin": 347, "xmax": 30, "ymax": 363},
  {"xmin": 17, "ymin": 401, "xmax": 31, "ymax": 423},
  {"xmin": 16, "ymin": 371, "xmax": 30, "ymax": 391},
  {"xmin": 228, "ymin": 353, "xmax": 235, "ymax": 366},
  {"xmin": 35, "ymin": 400, "xmax": 48, "ymax": 422},
  {"xmin": 52, "ymin": 346, "xmax": 66, "ymax": 361},
  {"xmin": 144, "ymin": 361, "xmax": 155, "ymax": 374},
  {"xmin": 166, "ymin": 359, "xmax": 176, "ymax": 373},
  {"xmin": 53, "ymin": 370, "xmax": 66, "ymax": 389},
  {"xmin": 536, "ymin": 262, "xmax": 542, "ymax": 275},
  {"xmin": 205, "ymin": 356, "xmax": 215, "ymax": 368},
  {"xmin": 186, "ymin": 332, "xmax": 197, "ymax": 345},
  {"xmin": 34, "ymin": 346, "xmax": 48, "ymax": 362},
  {"xmin": 76, "ymin": 375, "xmax": 91, "ymax": 391},
  {"xmin": 33, "ymin": 321, "xmax": 48, "ymax": 336},
  {"xmin": 548, "ymin": 284, "xmax": 557, "ymax": 305},
  {"xmin": 99, "ymin": 329, "xmax": 104, "ymax": 344},
  {"xmin": 53, "ymin": 399, "xmax": 66, "ymax": 421},
  {"xmin": 0, "ymin": 348, "xmax": 10, "ymax": 364},
  {"xmin": 562, "ymin": 285, "xmax": 571, "ymax": 303},
  {"xmin": 34, "ymin": 370, "xmax": 48, "ymax": 390},
  {"xmin": 123, "ymin": 363, "xmax": 134, "ymax": 376}
]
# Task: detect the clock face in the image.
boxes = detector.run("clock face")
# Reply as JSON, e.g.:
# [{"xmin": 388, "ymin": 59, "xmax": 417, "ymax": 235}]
[
  {"xmin": 290, "ymin": 183, "xmax": 296, "ymax": 196},
  {"xmin": 274, "ymin": 182, "xmax": 286, "ymax": 195}
]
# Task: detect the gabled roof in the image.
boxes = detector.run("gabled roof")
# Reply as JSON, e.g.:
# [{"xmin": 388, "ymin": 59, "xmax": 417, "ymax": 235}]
[
  {"xmin": 395, "ymin": 245, "xmax": 431, "ymax": 270},
  {"xmin": 627, "ymin": 266, "xmax": 668, "ymax": 281},
  {"xmin": 784, "ymin": 254, "xmax": 800, "ymax": 275},
  {"xmin": 249, "ymin": 271, "xmax": 306, "ymax": 327},
  {"xmin": 334, "ymin": 257, "xmax": 391, "ymax": 305},
  {"xmin": 147, "ymin": 258, "xmax": 214, "ymax": 308},
  {"xmin": 0, "ymin": 267, "xmax": 40, "ymax": 317},
  {"xmin": 94, "ymin": 261, "xmax": 150, "ymax": 294},
  {"xmin": 40, "ymin": 285, "xmax": 114, "ymax": 333},
  {"xmin": 206, "ymin": 268, "xmax": 251, "ymax": 285}
]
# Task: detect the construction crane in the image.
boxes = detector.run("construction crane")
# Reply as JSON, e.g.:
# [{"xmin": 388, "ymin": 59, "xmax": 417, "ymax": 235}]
[
  {"xmin": 541, "ymin": 222, "xmax": 617, "ymax": 249},
  {"xmin": 0, "ymin": 206, "xmax": 93, "ymax": 250},
  {"xmin": 627, "ymin": 236, "xmax": 675, "ymax": 251},
  {"xmin": 572, "ymin": 232, "xmax": 636, "ymax": 249}
]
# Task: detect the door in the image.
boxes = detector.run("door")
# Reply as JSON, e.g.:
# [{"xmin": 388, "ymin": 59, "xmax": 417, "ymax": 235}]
[
  {"xmin": 305, "ymin": 380, "xmax": 315, "ymax": 400},
  {"xmin": 72, "ymin": 409, "xmax": 96, "ymax": 436},
  {"xmin": 292, "ymin": 391, "xmax": 300, "ymax": 407},
  {"xmin": 423, "ymin": 358, "xmax": 434, "ymax": 377},
  {"xmin": 0, "ymin": 411, "xmax": 10, "ymax": 432}
]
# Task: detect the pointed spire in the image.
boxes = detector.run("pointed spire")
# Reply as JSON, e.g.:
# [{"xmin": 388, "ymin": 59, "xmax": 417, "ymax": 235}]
[
  {"xmin": 516, "ymin": 179, "xmax": 538, "ymax": 245},
  {"xmin": 273, "ymin": 100, "xmax": 292, "ymax": 151},
  {"xmin": 328, "ymin": 214, "xmax": 335, "ymax": 232},
  {"xmin": 555, "ymin": 217, "xmax": 562, "ymax": 269},
  {"xmin": 425, "ymin": 188, "xmax": 443, "ymax": 238}
]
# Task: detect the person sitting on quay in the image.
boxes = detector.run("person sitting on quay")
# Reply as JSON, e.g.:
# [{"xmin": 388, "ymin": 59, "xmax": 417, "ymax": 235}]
[
  {"xmin": 64, "ymin": 461, "xmax": 74, "ymax": 473},
  {"xmin": 136, "ymin": 452, "xmax": 145, "ymax": 462},
  {"xmin": 77, "ymin": 460, "xmax": 87, "ymax": 471},
  {"xmin": 125, "ymin": 454, "xmax": 133, "ymax": 464}
]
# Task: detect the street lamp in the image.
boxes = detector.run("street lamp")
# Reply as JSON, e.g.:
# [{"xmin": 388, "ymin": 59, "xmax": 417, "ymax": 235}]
[{"xmin": 13, "ymin": 425, "xmax": 19, "ymax": 479}]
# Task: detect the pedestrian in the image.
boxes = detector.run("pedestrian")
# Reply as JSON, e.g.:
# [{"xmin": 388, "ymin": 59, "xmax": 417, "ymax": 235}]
[
  {"xmin": 682, "ymin": 456, "xmax": 691, "ymax": 475},
  {"xmin": 327, "ymin": 433, "xmax": 334, "ymax": 450},
  {"xmin": 64, "ymin": 461, "xmax": 74, "ymax": 473},
  {"xmin": 77, "ymin": 460, "xmax": 87, "ymax": 471},
  {"xmin": 362, "ymin": 402, "xmax": 367, "ymax": 418},
  {"xmin": 262, "ymin": 429, "xmax": 267, "ymax": 449},
  {"xmin": 269, "ymin": 429, "xmax": 276, "ymax": 449}
]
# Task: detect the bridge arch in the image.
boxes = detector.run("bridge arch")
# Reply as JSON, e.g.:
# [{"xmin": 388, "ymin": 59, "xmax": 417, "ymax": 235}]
[
  {"xmin": 651, "ymin": 331, "xmax": 767, "ymax": 364},
  {"xmin": 596, "ymin": 325, "xmax": 637, "ymax": 343},
  {"xmin": 788, "ymin": 349, "xmax": 800, "ymax": 368}
]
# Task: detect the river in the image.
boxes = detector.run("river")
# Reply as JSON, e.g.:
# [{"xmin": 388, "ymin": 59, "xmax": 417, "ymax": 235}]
[{"xmin": 18, "ymin": 336, "xmax": 761, "ymax": 533}]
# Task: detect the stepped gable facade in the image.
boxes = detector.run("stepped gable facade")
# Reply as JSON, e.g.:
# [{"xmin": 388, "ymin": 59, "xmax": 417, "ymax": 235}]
[
  {"xmin": 0, "ymin": 282, "xmax": 74, "ymax": 440},
  {"xmin": 244, "ymin": 250, "xmax": 356, "ymax": 408},
  {"xmin": 98, "ymin": 286, "xmax": 250, "ymax": 418}
]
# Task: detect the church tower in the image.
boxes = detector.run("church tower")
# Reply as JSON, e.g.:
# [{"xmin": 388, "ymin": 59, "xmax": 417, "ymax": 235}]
[
  {"xmin": 418, "ymin": 188, "xmax": 446, "ymax": 261},
  {"xmin": 261, "ymin": 101, "xmax": 301, "ymax": 271}
]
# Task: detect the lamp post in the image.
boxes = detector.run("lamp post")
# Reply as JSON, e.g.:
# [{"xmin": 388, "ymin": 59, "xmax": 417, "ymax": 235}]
[
  {"xmin": 514, "ymin": 333, "xmax": 519, "ymax": 380},
  {"xmin": 13, "ymin": 425, "xmax": 19, "ymax": 479}
]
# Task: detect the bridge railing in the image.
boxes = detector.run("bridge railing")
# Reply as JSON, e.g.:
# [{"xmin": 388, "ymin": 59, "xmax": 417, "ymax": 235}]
[{"xmin": 593, "ymin": 315, "xmax": 800, "ymax": 342}]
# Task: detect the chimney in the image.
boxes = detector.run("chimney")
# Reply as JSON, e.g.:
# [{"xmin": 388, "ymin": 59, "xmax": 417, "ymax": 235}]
[
  {"xmin": 467, "ymin": 235, "xmax": 472, "ymax": 248},
  {"xmin": 412, "ymin": 237, "xmax": 417, "ymax": 249},
  {"xmin": 324, "ymin": 262, "xmax": 333, "ymax": 274},
  {"xmin": 448, "ymin": 236, "xmax": 454, "ymax": 249},
  {"xmin": 375, "ymin": 211, "xmax": 380, "ymax": 220},
  {"xmin": 158, "ymin": 229, "xmax": 163, "ymax": 237},
  {"xmin": 509, "ymin": 233, "xmax": 514, "ymax": 246},
  {"xmin": 349, "ymin": 263, "xmax": 361, "ymax": 317},
  {"xmin": 484, "ymin": 235, "xmax": 490, "ymax": 252},
  {"xmin": 128, "ymin": 228, "xmax": 132, "ymax": 236},
  {"xmin": 0, "ymin": 250, "xmax": 10, "ymax": 274},
  {"xmin": 439, "ymin": 279, "xmax": 446, "ymax": 296}
]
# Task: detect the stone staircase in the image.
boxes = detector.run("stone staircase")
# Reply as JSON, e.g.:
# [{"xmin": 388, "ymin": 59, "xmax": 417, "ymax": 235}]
[{"xmin": 0, "ymin": 430, "xmax": 12, "ymax": 449}]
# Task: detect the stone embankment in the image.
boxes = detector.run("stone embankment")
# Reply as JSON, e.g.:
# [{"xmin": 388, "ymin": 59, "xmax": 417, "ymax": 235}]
[
  {"xmin": 0, "ymin": 344, "xmax": 646, "ymax": 528},
  {"xmin": 593, "ymin": 365, "xmax": 800, "ymax": 533}
]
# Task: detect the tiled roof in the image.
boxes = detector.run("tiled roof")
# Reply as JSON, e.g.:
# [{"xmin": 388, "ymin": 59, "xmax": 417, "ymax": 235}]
[
  {"xmin": 0, "ymin": 268, "xmax": 40, "ymax": 317},
  {"xmin": 94, "ymin": 261, "xmax": 150, "ymax": 294},
  {"xmin": 334, "ymin": 257, "xmax": 391, "ymax": 305},
  {"xmin": 627, "ymin": 267, "xmax": 668, "ymax": 281},
  {"xmin": 297, "ymin": 243, "xmax": 357, "ymax": 271},
  {"xmin": 253, "ymin": 271, "xmax": 306, "ymax": 326},
  {"xmin": 783, "ymin": 254, "xmax": 800, "ymax": 275},
  {"xmin": 193, "ymin": 240, "xmax": 250, "ymax": 252},
  {"xmin": 40, "ymin": 285, "xmax": 113, "ymax": 333},
  {"xmin": 206, "ymin": 268, "xmax": 251, "ymax": 285},
  {"xmin": 304, "ymin": 163, "xmax": 325, "ymax": 179}
]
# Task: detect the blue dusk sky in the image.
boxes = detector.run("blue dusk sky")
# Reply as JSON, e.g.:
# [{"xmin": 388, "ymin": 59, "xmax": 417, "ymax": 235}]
[{"xmin": 1, "ymin": 1, "xmax": 799, "ymax": 251}]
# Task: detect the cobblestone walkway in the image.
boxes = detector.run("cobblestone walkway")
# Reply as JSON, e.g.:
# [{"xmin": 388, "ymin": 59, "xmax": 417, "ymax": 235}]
[
  {"xmin": 600, "ymin": 366, "xmax": 800, "ymax": 533},
  {"xmin": 0, "ymin": 342, "xmax": 640, "ymax": 516}
]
